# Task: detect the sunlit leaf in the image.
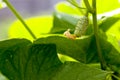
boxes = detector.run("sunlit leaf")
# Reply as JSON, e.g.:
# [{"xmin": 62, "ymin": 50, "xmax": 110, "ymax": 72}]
[
  {"xmin": 82, "ymin": 0, "xmax": 120, "ymax": 14},
  {"xmin": 55, "ymin": 2, "xmax": 82, "ymax": 15},
  {"xmin": 106, "ymin": 19, "xmax": 120, "ymax": 40},
  {"xmin": 99, "ymin": 14, "xmax": 120, "ymax": 32},
  {"xmin": 58, "ymin": 54, "xmax": 78, "ymax": 63},
  {"xmin": 9, "ymin": 16, "xmax": 53, "ymax": 40},
  {"xmin": 107, "ymin": 34, "xmax": 120, "ymax": 53}
]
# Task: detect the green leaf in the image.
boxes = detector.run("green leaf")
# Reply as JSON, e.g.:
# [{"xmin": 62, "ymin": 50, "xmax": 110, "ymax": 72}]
[
  {"xmin": 86, "ymin": 33, "xmax": 120, "ymax": 74},
  {"xmin": 52, "ymin": 62, "xmax": 111, "ymax": 80},
  {"xmin": 55, "ymin": 2, "xmax": 82, "ymax": 15},
  {"xmin": 0, "ymin": 39, "xmax": 31, "ymax": 55},
  {"xmin": 96, "ymin": 0, "xmax": 120, "ymax": 14},
  {"xmin": 106, "ymin": 19, "xmax": 120, "ymax": 40},
  {"xmin": 100, "ymin": 37, "xmax": 120, "ymax": 65},
  {"xmin": 99, "ymin": 35, "xmax": 120, "ymax": 74},
  {"xmin": 0, "ymin": 39, "xmax": 62, "ymax": 80},
  {"xmin": 24, "ymin": 44, "xmax": 62, "ymax": 80},
  {"xmin": 0, "ymin": 39, "xmax": 32, "ymax": 80},
  {"xmin": 99, "ymin": 14, "xmax": 120, "ymax": 32},
  {"xmin": 107, "ymin": 34, "xmax": 120, "ymax": 53},
  {"xmin": 82, "ymin": 0, "xmax": 120, "ymax": 14},
  {"xmin": 0, "ymin": 39, "xmax": 111, "ymax": 80},
  {"xmin": 50, "ymin": 12, "xmax": 93, "ymax": 36},
  {"xmin": 85, "ymin": 32, "xmax": 120, "ymax": 64},
  {"xmin": 50, "ymin": 12, "xmax": 79, "ymax": 34},
  {"xmin": 9, "ymin": 16, "xmax": 53, "ymax": 40},
  {"xmin": 34, "ymin": 36, "xmax": 92, "ymax": 63}
]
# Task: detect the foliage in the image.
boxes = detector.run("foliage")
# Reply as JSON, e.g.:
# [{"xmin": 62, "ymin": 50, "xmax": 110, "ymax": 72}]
[
  {"xmin": 9, "ymin": 16, "xmax": 53, "ymax": 40},
  {"xmin": 0, "ymin": 0, "xmax": 120, "ymax": 80},
  {"xmin": 0, "ymin": 39, "xmax": 111, "ymax": 80}
]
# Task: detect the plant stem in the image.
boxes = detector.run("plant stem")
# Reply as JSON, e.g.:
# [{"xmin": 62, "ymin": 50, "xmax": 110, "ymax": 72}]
[
  {"xmin": 3, "ymin": 0, "xmax": 37, "ymax": 39},
  {"xmin": 83, "ymin": 0, "xmax": 94, "ymax": 13},
  {"xmin": 112, "ymin": 74, "xmax": 120, "ymax": 80},
  {"xmin": 92, "ymin": 0, "xmax": 107, "ymax": 70}
]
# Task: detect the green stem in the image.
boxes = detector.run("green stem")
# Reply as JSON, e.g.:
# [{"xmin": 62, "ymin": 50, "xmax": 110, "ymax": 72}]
[
  {"xmin": 92, "ymin": 0, "xmax": 107, "ymax": 70},
  {"xmin": 83, "ymin": 0, "xmax": 94, "ymax": 13},
  {"xmin": 3, "ymin": 0, "xmax": 37, "ymax": 39},
  {"xmin": 112, "ymin": 74, "xmax": 120, "ymax": 80}
]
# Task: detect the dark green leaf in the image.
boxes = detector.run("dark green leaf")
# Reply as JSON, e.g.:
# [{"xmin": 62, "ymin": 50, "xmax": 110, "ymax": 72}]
[
  {"xmin": 86, "ymin": 33, "xmax": 120, "ymax": 74},
  {"xmin": 34, "ymin": 36, "xmax": 92, "ymax": 63},
  {"xmin": 0, "ymin": 39, "xmax": 31, "ymax": 56},
  {"xmin": 0, "ymin": 39, "xmax": 32, "ymax": 80},
  {"xmin": 0, "ymin": 39, "xmax": 62, "ymax": 80},
  {"xmin": 24, "ymin": 44, "xmax": 62, "ymax": 80},
  {"xmin": 0, "ymin": 38, "xmax": 111, "ymax": 80},
  {"xmin": 86, "ymin": 33, "xmax": 120, "ymax": 64},
  {"xmin": 52, "ymin": 62, "xmax": 111, "ymax": 80}
]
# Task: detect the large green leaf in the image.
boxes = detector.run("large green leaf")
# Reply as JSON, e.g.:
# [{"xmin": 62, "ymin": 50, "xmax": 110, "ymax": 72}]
[
  {"xmin": 100, "ymin": 35, "xmax": 120, "ymax": 74},
  {"xmin": 0, "ymin": 39, "xmax": 32, "ymax": 80},
  {"xmin": 107, "ymin": 34, "xmax": 120, "ymax": 53},
  {"xmin": 99, "ymin": 14, "xmax": 120, "ymax": 32},
  {"xmin": 0, "ymin": 39, "xmax": 62, "ymax": 80},
  {"xmin": 50, "ymin": 12, "xmax": 79, "ymax": 34},
  {"xmin": 55, "ymin": 2, "xmax": 82, "ymax": 15},
  {"xmin": 9, "ymin": 16, "xmax": 53, "ymax": 40},
  {"xmin": 86, "ymin": 33, "xmax": 120, "ymax": 75},
  {"xmin": 52, "ymin": 62, "xmax": 111, "ymax": 80},
  {"xmin": 96, "ymin": 0, "xmax": 120, "ymax": 14},
  {"xmin": 86, "ymin": 33, "xmax": 120, "ymax": 64},
  {"xmin": 82, "ymin": 0, "xmax": 120, "ymax": 14},
  {"xmin": 50, "ymin": 12, "xmax": 93, "ymax": 35},
  {"xmin": 0, "ymin": 39, "xmax": 31, "ymax": 55},
  {"xmin": 98, "ymin": 13, "xmax": 120, "ymax": 40},
  {"xmin": 0, "ymin": 39, "xmax": 111, "ymax": 80},
  {"xmin": 106, "ymin": 20, "xmax": 120, "ymax": 40},
  {"xmin": 34, "ymin": 34, "xmax": 120, "ymax": 65},
  {"xmin": 24, "ymin": 44, "xmax": 62, "ymax": 80},
  {"xmin": 34, "ymin": 36, "xmax": 92, "ymax": 63},
  {"xmin": 56, "ymin": 1, "xmax": 120, "ymax": 15}
]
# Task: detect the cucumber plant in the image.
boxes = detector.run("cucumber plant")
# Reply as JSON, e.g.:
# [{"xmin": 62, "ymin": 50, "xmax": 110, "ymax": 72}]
[{"xmin": 0, "ymin": 0, "xmax": 120, "ymax": 80}]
